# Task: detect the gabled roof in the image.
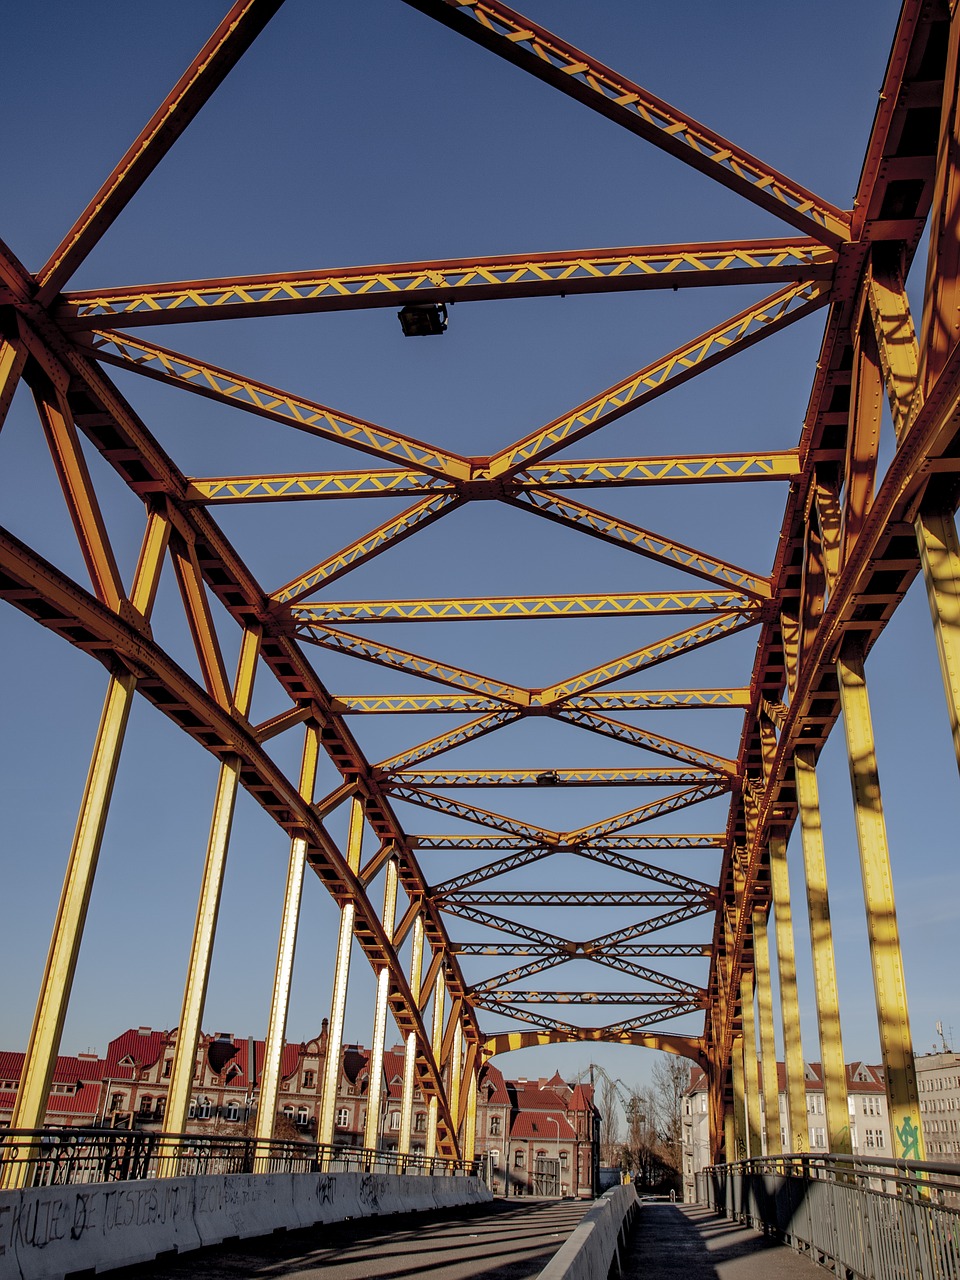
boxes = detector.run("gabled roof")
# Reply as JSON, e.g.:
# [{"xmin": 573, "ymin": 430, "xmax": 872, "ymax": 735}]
[
  {"xmin": 479, "ymin": 1062, "xmax": 511, "ymax": 1105},
  {"xmin": 513, "ymin": 1087, "xmax": 568, "ymax": 1111},
  {"xmin": 568, "ymin": 1082, "xmax": 595, "ymax": 1112}
]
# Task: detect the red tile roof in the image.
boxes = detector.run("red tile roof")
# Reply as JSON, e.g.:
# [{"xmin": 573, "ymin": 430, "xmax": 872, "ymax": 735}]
[
  {"xmin": 514, "ymin": 1087, "xmax": 567, "ymax": 1112},
  {"xmin": 103, "ymin": 1028, "xmax": 168, "ymax": 1076},
  {"xmin": 510, "ymin": 1111, "xmax": 578, "ymax": 1141},
  {"xmin": 568, "ymin": 1083, "xmax": 594, "ymax": 1111}
]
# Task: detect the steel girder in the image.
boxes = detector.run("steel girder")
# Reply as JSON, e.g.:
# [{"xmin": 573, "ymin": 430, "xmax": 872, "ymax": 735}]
[{"xmin": 3, "ymin": 0, "xmax": 957, "ymax": 1169}]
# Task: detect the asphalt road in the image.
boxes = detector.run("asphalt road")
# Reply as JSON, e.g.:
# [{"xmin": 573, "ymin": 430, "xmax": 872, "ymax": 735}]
[{"xmin": 110, "ymin": 1197, "xmax": 591, "ymax": 1280}]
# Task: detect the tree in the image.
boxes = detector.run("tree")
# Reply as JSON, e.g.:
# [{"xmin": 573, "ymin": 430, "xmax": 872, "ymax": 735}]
[{"xmin": 652, "ymin": 1053, "xmax": 690, "ymax": 1175}]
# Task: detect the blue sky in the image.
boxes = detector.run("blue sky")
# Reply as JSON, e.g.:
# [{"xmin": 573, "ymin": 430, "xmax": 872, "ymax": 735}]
[{"xmin": 3, "ymin": 0, "xmax": 958, "ymax": 1103}]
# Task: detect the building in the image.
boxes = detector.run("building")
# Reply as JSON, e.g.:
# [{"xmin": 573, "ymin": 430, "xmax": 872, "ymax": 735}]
[
  {"xmin": 915, "ymin": 1051, "xmax": 960, "ymax": 1162},
  {"xmin": 473, "ymin": 1064, "xmax": 599, "ymax": 1198},
  {"xmin": 681, "ymin": 1060, "xmax": 893, "ymax": 1203},
  {"xmin": 0, "ymin": 1027, "xmax": 600, "ymax": 1196}
]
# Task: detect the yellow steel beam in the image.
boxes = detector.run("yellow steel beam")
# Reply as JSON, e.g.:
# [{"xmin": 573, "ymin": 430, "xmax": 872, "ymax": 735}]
[
  {"xmin": 375, "ymin": 709, "xmax": 522, "ymax": 772},
  {"xmin": 550, "ymin": 706, "xmax": 737, "ymax": 774},
  {"xmin": 403, "ymin": 1, "xmax": 849, "ymax": 243},
  {"xmin": 164, "ymin": 626, "xmax": 261, "ymax": 1142},
  {"xmin": 485, "ymin": 281, "xmax": 829, "ymax": 476},
  {"xmin": 563, "ymin": 782, "xmax": 729, "ymax": 843},
  {"xmin": 0, "ymin": 331, "xmax": 27, "ymax": 434},
  {"xmin": 88, "ymin": 329, "xmax": 471, "ymax": 479},
  {"xmin": 293, "ymin": 589, "xmax": 757, "ymax": 624},
  {"xmin": 185, "ymin": 451, "xmax": 801, "ymax": 505},
  {"xmin": 769, "ymin": 832, "xmax": 807, "ymax": 1154},
  {"xmin": 538, "ymin": 614, "xmax": 760, "ymax": 706},
  {"xmin": 363, "ymin": 858, "xmax": 399, "ymax": 1151},
  {"xmin": 169, "ymin": 533, "xmax": 234, "ymax": 710},
  {"xmin": 271, "ymin": 493, "xmax": 460, "ymax": 603},
  {"xmin": 35, "ymin": 386, "xmax": 126, "ymax": 614},
  {"xmin": 511, "ymin": 491, "xmax": 772, "ymax": 598},
  {"xmin": 731, "ymin": 1034, "xmax": 747, "ymax": 1159},
  {"xmin": 867, "ymin": 264, "xmax": 919, "ymax": 440},
  {"xmin": 63, "ymin": 240, "xmax": 835, "ymax": 327},
  {"xmin": 389, "ymin": 766, "xmax": 721, "ymax": 788},
  {"xmin": 794, "ymin": 748, "xmax": 850, "ymax": 1154},
  {"xmin": 388, "ymin": 783, "xmax": 557, "ymax": 842},
  {"xmin": 318, "ymin": 797, "xmax": 365, "ymax": 1148},
  {"xmin": 297, "ymin": 624, "xmax": 529, "ymax": 706},
  {"xmin": 414, "ymin": 834, "xmax": 724, "ymax": 851},
  {"xmin": 753, "ymin": 907, "xmax": 781, "ymax": 1156},
  {"xmin": 255, "ymin": 723, "xmax": 320, "ymax": 1155},
  {"xmin": 837, "ymin": 643, "xmax": 924, "ymax": 1160},
  {"xmin": 333, "ymin": 688, "xmax": 750, "ymax": 714},
  {"xmin": 740, "ymin": 970, "xmax": 763, "ymax": 1158}
]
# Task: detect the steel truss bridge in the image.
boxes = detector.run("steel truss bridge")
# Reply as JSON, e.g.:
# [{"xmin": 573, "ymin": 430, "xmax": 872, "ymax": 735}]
[{"xmin": 2, "ymin": 0, "xmax": 959, "ymax": 1185}]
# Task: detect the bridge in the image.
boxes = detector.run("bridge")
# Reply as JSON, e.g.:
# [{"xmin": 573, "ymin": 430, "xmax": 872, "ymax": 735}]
[{"xmin": 2, "ymin": 0, "xmax": 960, "ymax": 1276}]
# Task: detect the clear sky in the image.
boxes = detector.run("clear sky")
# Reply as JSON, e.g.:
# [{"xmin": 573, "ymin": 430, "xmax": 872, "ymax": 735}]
[{"xmin": 3, "ymin": 0, "xmax": 957, "ymax": 1107}]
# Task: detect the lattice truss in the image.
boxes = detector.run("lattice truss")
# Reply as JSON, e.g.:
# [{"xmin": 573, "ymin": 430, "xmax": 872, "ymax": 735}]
[{"xmin": 2, "ymin": 0, "xmax": 959, "ymax": 1159}]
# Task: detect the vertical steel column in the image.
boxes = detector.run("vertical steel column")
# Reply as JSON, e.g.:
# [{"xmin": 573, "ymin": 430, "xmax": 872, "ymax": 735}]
[
  {"xmin": 447, "ymin": 1020, "xmax": 463, "ymax": 1138},
  {"xmin": 917, "ymin": 509, "xmax": 960, "ymax": 774},
  {"xmin": 317, "ymin": 796, "xmax": 365, "ymax": 1148},
  {"xmin": 462, "ymin": 1064, "xmax": 478, "ymax": 1164},
  {"xmin": 753, "ymin": 906, "xmax": 781, "ymax": 1155},
  {"xmin": 769, "ymin": 833, "xmax": 807, "ymax": 1153},
  {"xmin": 723, "ymin": 1105, "xmax": 736, "ymax": 1164},
  {"xmin": 794, "ymin": 747, "xmax": 850, "ymax": 1153},
  {"xmin": 740, "ymin": 969, "xmax": 762, "ymax": 1158},
  {"xmin": 398, "ymin": 1032, "xmax": 417, "ymax": 1159},
  {"xmin": 0, "ymin": 330, "xmax": 26, "ymax": 433},
  {"xmin": 255, "ymin": 724, "xmax": 320, "ymax": 1154},
  {"xmin": 837, "ymin": 643, "xmax": 925, "ymax": 1159},
  {"xmin": 363, "ymin": 859, "xmax": 399, "ymax": 1152},
  {"xmin": 4, "ymin": 513, "xmax": 168, "ymax": 1188},
  {"xmin": 425, "ymin": 967, "xmax": 446, "ymax": 1160},
  {"xmin": 164, "ymin": 627, "xmax": 260, "ymax": 1139},
  {"xmin": 730, "ymin": 1034, "xmax": 747, "ymax": 1160},
  {"xmin": 398, "ymin": 915, "xmax": 425, "ymax": 1157}
]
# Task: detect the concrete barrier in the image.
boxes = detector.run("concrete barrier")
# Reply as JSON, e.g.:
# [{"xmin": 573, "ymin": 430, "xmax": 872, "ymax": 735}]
[
  {"xmin": 536, "ymin": 1185, "xmax": 639, "ymax": 1280},
  {"xmin": 0, "ymin": 1171, "xmax": 491, "ymax": 1280}
]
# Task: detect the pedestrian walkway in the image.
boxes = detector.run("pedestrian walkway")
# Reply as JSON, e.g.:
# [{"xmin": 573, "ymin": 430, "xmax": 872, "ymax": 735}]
[
  {"xmin": 622, "ymin": 1203, "xmax": 822, "ymax": 1278},
  {"xmin": 112, "ymin": 1197, "xmax": 590, "ymax": 1280}
]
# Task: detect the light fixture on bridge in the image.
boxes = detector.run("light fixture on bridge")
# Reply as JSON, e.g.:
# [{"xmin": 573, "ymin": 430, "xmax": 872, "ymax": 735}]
[{"xmin": 398, "ymin": 302, "xmax": 448, "ymax": 336}]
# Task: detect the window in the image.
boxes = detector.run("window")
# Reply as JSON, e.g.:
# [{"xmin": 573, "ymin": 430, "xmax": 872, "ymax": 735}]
[
  {"xmin": 389, "ymin": 1112, "xmax": 401, "ymax": 1130},
  {"xmin": 283, "ymin": 1105, "xmax": 294, "ymax": 1120},
  {"xmin": 303, "ymin": 1070, "xmax": 316, "ymax": 1089},
  {"xmin": 559, "ymin": 1150, "xmax": 568, "ymax": 1165},
  {"xmin": 336, "ymin": 1108, "xmax": 349, "ymax": 1128},
  {"xmin": 514, "ymin": 1149, "xmax": 524, "ymax": 1168},
  {"xmin": 415, "ymin": 1112, "xmax": 426, "ymax": 1132},
  {"xmin": 490, "ymin": 1115, "xmax": 501, "ymax": 1136},
  {"xmin": 162, "ymin": 1059, "xmax": 172, "ymax": 1078},
  {"xmin": 490, "ymin": 1149, "xmax": 500, "ymax": 1167},
  {"xmin": 110, "ymin": 1093, "xmax": 124, "ymax": 1112},
  {"xmin": 812, "ymin": 1127, "xmax": 826, "ymax": 1148},
  {"xmin": 188, "ymin": 1101, "xmax": 196, "ymax": 1119},
  {"xmin": 197, "ymin": 1097, "xmax": 212, "ymax": 1120},
  {"xmin": 139, "ymin": 1096, "xmax": 153, "ymax": 1114},
  {"xmin": 225, "ymin": 1100, "xmax": 240, "ymax": 1121},
  {"xmin": 297, "ymin": 1107, "xmax": 309, "ymax": 1125},
  {"xmin": 156, "ymin": 1099, "xmax": 165, "ymax": 1120}
]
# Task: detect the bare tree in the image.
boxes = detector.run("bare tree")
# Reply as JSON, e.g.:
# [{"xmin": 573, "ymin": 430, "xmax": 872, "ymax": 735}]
[
  {"xmin": 599, "ymin": 1074, "xmax": 622, "ymax": 1165},
  {"xmin": 652, "ymin": 1053, "xmax": 690, "ymax": 1173}
]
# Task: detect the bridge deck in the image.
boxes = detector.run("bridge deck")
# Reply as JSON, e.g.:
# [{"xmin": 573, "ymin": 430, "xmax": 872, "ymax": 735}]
[
  {"xmin": 111, "ymin": 1198, "xmax": 591, "ymax": 1280},
  {"xmin": 624, "ymin": 1203, "xmax": 822, "ymax": 1278}
]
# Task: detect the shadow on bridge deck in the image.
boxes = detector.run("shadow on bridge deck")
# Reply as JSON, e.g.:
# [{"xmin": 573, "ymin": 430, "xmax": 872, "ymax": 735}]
[
  {"xmin": 623, "ymin": 1203, "xmax": 822, "ymax": 1278},
  {"xmin": 110, "ymin": 1197, "xmax": 590, "ymax": 1280}
]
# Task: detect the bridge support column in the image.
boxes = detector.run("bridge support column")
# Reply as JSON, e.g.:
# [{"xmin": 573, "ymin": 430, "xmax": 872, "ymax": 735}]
[
  {"xmin": 3, "ymin": 512, "xmax": 168, "ymax": 1189},
  {"xmin": 255, "ymin": 724, "xmax": 320, "ymax": 1159},
  {"xmin": 317, "ymin": 796, "xmax": 365, "ymax": 1150},
  {"xmin": 753, "ymin": 906, "xmax": 781, "ymax": 1155},
  {"xmin": 363, "ymin": 857, "xmax": 399, "ymax": 1152},
  {"xmin": 462, "ymin": 1062, "xmax": 478, "ymax": 1163},
  {"xmin": 769, "ymin": 833, "xmax": 807, "ymax": 1153},
  {"xmin": 740, "ymin": 970, "xmax": 762, "ymax": 1157},
  {"xmin": 425, "ymin": 967, "xmax": 446, "ymax": 1161},
  {"xmin": 398, "ymin": 915, "xmax": 424, "ymax": 1158},
  {"xmin": 164, "ymin": 628, "xmax": 261, "ymax": 1142},
  {"xmin": 795, "ymin": 747, "xmax": 850, "ymax": 1153},
  {"xmin": 837, "ymin": 642, "xmax": 924, "ymax": 1159},
  {"xmin": 730, "ymin": 1034, "xmax": 747, "ymax": 1160},
  {"xmin": 917, "ymin": 507, "xmax": 960, "ymax": 774}
]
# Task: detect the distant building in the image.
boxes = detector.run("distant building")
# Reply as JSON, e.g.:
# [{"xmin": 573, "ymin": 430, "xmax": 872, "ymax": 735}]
[
  {"xmin": 474, "ymin": 1064, "xmax": 599, "ymax": 1198},
  {"xmin": 681, "ymin": 1060, "xmax": 893, "ymax": 1203},
  {"xmin": 915, "ymin": 1051, "xmax": 960, "ymax": 1162},
  {"xmin": 0, "ymin": 1027, "xmax": 600, "ymax": 1196}
]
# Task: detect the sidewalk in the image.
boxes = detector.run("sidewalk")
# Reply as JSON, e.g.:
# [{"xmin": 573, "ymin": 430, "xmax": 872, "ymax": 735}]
[{"xmin": 622, "ymin": 1203, "xmax": 822, "ymax": 1278}]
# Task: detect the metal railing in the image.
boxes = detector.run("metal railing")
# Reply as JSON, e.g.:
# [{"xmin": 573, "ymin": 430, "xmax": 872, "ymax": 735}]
[
  {"xmin": 0, "ymin": 1127, "xmax": 483, "ymax": 1189},
  {"xmin": 701, "ymin": 1154, "xmax": 960, "ymax": 1280}
]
